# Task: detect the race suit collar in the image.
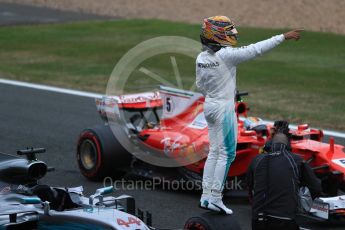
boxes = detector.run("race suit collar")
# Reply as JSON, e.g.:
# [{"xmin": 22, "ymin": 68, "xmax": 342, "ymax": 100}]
[{"xmin": 271, "ymin": 143, "xmax": 288, "ymax": 153}]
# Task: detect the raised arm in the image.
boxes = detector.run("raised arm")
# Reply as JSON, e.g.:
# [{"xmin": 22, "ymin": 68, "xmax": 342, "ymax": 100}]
[{"xmin": 221, "ymin": 29, "xmax": 303, "ymax": 65}]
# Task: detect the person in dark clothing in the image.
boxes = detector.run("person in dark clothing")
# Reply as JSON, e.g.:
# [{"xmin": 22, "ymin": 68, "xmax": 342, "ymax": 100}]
[
  {"xmin": 263, "ymin": 120, "xmax": 292, "ymax": 153},
  {"xmin": 246, "ymin": 121, "xmax": 322, "ymax": 230}
]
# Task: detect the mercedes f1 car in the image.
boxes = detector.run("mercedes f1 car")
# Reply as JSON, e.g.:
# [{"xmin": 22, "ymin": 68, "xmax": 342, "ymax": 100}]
[
  {"xmin": 0, "ymin": 147, "xmax": 243, "ymax": 230},
  {"xmin": 0, "ymin": 148, "xmax": 153, "ymax": 230},
  {"xmin": 77, "ymin": 86, "xmax": 345, "ymax": 198}
]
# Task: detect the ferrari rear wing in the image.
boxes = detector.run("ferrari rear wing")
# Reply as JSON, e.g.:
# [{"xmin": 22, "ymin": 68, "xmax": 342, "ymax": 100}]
[
  {"xmin": 95, "ymin": 91, "xmax": 162, "ymax": 121},
  {"xmin": 95, "ymin": 86, "xmax": 203, "ymax": 122}
]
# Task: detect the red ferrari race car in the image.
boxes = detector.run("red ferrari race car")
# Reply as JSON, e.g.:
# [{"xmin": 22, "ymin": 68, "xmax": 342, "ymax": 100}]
[{"xmin": 76, "ymin": 86, "xmax": 345, "ymax": 198}]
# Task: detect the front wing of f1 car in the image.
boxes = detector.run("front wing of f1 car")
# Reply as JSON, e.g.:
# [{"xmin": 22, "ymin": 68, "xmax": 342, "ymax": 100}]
[{"xmin": 306, "ymin": 195, "xmax": 345, "ymax": 221}]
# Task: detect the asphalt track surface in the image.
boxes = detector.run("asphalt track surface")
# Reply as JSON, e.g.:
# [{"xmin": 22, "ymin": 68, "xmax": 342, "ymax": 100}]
[{"xmin": 0, "ymin": 2, "xmax": 345, "ymax": 229}]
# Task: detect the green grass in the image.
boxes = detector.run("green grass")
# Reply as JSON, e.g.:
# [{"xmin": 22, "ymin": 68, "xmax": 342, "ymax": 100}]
[{"xmin": 0, "ymin": 19, "xmax": 344, "ymax": 130}]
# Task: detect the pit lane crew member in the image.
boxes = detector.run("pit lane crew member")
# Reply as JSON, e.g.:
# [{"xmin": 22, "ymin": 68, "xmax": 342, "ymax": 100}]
[
  {"xmin": 196, "ymin": 15, "xmax": 303, "ymax": 214},
  {"xmin": 263, "ymin": 120, "xmax": 292, "ymax": 153},
  {"xmin": 246, "ymin": 121, "xmax": 322, "ymax": 230}
]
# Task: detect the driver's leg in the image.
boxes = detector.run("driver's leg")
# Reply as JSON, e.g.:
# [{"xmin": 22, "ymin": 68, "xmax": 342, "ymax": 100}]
[
  {"xmin": 200, "ymin": 101, "xmax": 221, "ymax": 208},
  {"xmin": 208, "ymin": 109, "xmax": 237, "ymax": 214},
  {"xmin": 201, "ymin": 117, "xmax": 219, "ymax": 207}
]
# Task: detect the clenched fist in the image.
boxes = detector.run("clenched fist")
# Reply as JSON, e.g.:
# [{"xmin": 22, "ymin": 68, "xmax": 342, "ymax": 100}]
[{"xmin": 284, "ymin": 29, "xmax": 304, "ymax": 41}]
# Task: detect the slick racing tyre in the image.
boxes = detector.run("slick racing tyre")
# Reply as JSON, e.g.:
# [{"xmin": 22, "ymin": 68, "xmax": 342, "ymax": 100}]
[
  {"xmin": 77, "ymin": 124, "xmax": 131, "ymax": 181},
  {"xmin": 184, "ymin": 212, "xmax": 241, "ymax": 230},
  {"xmin": 184, "ymin": 216, "xmax": 212, "ymax": 230}
]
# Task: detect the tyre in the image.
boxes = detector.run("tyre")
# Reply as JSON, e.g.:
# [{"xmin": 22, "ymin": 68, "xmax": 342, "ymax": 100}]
[
  {"xmin": 77, "ymin": 124, "xmax": 132, "ymax": 181},
  {"xmin": 184, "ymin": 216, "xmax": 213, "ymax": 230},
  {"xmin": 184, "ymin": 212, "xmax": 242, "ymax": 230}
]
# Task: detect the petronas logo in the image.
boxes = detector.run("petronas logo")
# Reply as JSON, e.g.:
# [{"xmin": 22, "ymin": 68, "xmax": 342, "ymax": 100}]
[{"xmin": 197, "ymin": 62, "xmax": 220, "ymax": 68}]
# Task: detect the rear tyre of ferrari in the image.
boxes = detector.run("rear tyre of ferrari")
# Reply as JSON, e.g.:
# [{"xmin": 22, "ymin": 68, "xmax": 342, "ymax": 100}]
[
  {"xmin": 77, "ymin": 124, "xmax": 132, "ymax": 181},
  {"xmin": 184, "ymin": 212, "xmax": 241, "ymax": 230}
]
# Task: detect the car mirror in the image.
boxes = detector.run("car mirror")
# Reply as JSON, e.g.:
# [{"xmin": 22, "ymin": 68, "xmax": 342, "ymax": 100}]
[{"xmin": 96, "ymin": 186, "xmax": 113, "ymax": 196}]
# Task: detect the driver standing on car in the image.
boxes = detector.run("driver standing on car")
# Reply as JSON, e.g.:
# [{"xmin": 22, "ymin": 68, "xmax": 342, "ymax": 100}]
[{"xmin": 196, "ymin": 15, "xmax": 303, "ymax": 214}]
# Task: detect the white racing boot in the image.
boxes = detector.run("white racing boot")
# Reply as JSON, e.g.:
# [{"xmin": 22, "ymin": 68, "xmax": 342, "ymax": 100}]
[
  {"xmin": 199, "ymin": 193, "xmax": 210, "ymax": 210},
  {"xmin": 207, "ymin": 193, "xmax": 233, "ymax": 215}
]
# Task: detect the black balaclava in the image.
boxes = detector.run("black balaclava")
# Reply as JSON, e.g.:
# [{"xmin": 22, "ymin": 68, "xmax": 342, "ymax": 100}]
[
  {"xmin": 200, "ymin": 35, "xmax": 223, "ymax": 52},
  {"xmin": 271, "ymin": 133, "xmax": 289, "ymax": 152}
]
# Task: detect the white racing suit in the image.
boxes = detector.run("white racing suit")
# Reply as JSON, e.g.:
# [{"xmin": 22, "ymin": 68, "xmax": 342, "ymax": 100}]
[{"xmin": 196, "ymin": 35, "xmax": 285, "ymax": 199}]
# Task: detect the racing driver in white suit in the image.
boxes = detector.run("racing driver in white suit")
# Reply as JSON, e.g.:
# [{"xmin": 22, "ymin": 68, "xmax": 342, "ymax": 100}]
[{"xmin": 196, "ymin": 16, "xmax": 302, "ymax": 214}]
